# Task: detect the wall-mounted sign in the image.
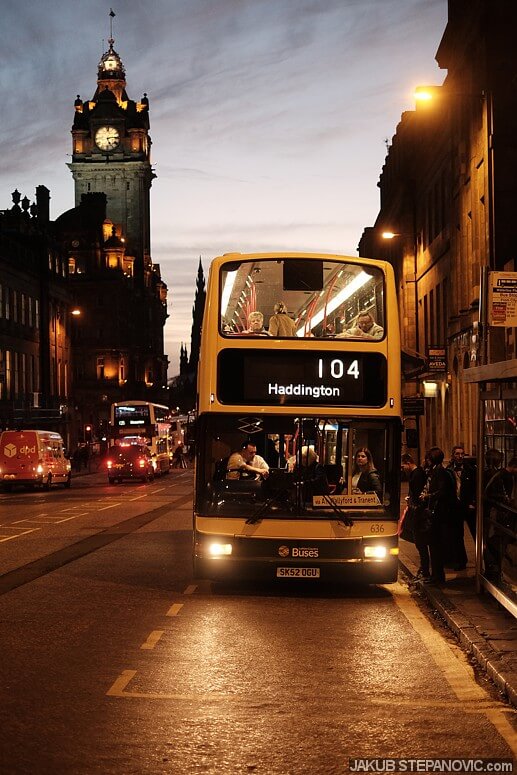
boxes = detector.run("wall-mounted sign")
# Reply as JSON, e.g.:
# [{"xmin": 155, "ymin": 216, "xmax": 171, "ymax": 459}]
[
  {"xmin": 427, "ymin": 346, "xmax": 447, "ymax": 373},
  {"xmin": 488, "ymin": 271, "xmax": 517, "ymax": 327},
  {"xmin": 402, "ymin": 397, "xmax": 425, "ymax": 416}
]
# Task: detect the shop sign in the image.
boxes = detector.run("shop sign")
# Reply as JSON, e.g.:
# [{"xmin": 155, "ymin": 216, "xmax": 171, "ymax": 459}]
[
  {"xmin": 488, "ymin": 271, "xmax": 517, "ymax": 327},
  {"xmin": 427, "ymin": 346, "xmax": 447, "ymax": 373}
]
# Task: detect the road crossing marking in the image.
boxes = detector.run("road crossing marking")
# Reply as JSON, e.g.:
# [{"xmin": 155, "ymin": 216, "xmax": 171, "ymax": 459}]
[
  {"xmin": 391, "ymin": 581, "xmax": 517, "ymax": 755},
  {"xmin": 0, "ymin": 528, "xmax": 41, "ymax": 542},
  {"xmin": 98, "ymin": 503, "xmax": 122, "ymax": 510},
  {"xmin": 128, "ymin": 494, "xmax": 149, "ymax": 501},
  {"xmin": 140, "ymin": 631, "xmax": 165, "ymax": 650},
  {"xmin": 13, "ymin": 512, "xmax": 89, "ymax": 525},
  {"xmin": 183, "ymin": 584, "xmax": 197, "ymax": 595}
]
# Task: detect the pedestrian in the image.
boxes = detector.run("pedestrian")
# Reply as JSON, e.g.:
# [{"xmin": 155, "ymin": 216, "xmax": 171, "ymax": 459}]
[
  {"xmin": 446, "ymin": 445, "xmax": 475, "ymax": 567},
  {"xmin": 485, "ymin": 456, "xmax": 517, "ymax": 506},
  {"xmin": 401, "ymin": 453, "xmax": 430, "ymax": 580},
  {"xmin": 419, "ymin": 446, "xmax": 456, "ymax": 584},
  {"xmin": 483, "ymin": 457, "xmax": 517, "ymax": 582},
  {"xmin": 483, "ymin": 447, "xmax": 503, "ymax": 486}
]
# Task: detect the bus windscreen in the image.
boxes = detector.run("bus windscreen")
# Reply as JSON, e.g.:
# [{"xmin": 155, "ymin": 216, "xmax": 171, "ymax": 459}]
[{"xmin": 114, "ymin": 405, "xmax": 151, "ymax": 427}]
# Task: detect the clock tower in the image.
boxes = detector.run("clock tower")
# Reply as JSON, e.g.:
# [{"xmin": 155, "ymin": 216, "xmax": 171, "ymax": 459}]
[
  {"xmin": 62, "ymin": 16, "xmax": 169, "ymax": 434},
  {"xmin": 68, "ymin": 29, "xmax": 154, "ymax": 283}
]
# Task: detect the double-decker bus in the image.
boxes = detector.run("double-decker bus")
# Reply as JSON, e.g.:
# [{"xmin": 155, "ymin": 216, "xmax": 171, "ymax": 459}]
[
  {"xmin": 193, "ymin": 252, "xmax": 401, "ymax": 583},
  {"xmin": 109, "ymin": 401, "xmax": 172, "ymax": 475}
]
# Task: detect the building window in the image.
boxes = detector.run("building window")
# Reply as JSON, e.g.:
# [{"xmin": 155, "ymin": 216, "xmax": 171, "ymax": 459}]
[
  {"xmin": 35, "ymin": 299, "xmax": 40, "ymax": 329},
  {"xmin": 119, "ymin": 357, "xmax": 125, "ymax": 383},
  {"xmin": 5, "ymin": 288, "xmax": 10, "ymax": 321},
  {"xmin": 13, "ymin": 352, "xmax": 19, "ymax": 395},
  {"xmin": 12, "ymin": 290, "xmax": 17, "ymax": 323},
  {"xmin": 69, "ymin": 257, "xmax": 76, "ymax": 274},
  {"xmin": 21, "ymin": 353, "xmax": 26, "ymax": 394},
  {"xmin": 28, "ymin": 297, "xmax": 33, "ymax": 327},
  {"xmin": 21, "ymin": 294, "xmax": 26, "ymax": 326},
  {"xmin": 0, "ymin": 351, "xmax": 4, "ymax": 400},
  {"xmin": 97, "ymin": 356, "xmax": 105, "ymax": 380}
]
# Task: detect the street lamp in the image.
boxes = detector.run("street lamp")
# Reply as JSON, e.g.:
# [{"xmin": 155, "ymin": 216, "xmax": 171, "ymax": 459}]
[{"xmin": 71, "ymin": 308, "xmax": 81, "ymax": 316}]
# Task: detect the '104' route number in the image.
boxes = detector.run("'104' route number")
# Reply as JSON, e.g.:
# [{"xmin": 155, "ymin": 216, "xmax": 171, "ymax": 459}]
[{"xmin": 318, "ymin": 358, "xmax": 360, "ymax": 380}]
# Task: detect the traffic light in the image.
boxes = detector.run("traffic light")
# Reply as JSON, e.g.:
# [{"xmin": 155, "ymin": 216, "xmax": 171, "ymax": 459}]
[{"xmin": 84, "ymin": 424, "xmax": 92, "ymax": 442}]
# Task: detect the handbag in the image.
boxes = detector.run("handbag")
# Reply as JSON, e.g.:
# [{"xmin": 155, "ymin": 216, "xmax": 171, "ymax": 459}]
[
  {"xmin": 413, "ymin": 505, "xmax": 433, "ymax": 539},
  {"xmin": 398, "ymin": 504, "xmax": 415, "ymax": 542}
]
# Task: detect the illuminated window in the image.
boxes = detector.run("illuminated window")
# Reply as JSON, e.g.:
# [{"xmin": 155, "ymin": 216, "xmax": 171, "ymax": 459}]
[
  {"xmin": 97, "ymin": 356, "xmax": 105, "ymax": 380},
  {"xmin": 69, "ymin": 257, "xmax": 76, "ymax": 274}
]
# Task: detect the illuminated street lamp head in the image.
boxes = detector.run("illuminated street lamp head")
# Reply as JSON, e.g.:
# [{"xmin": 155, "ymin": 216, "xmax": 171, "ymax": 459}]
[
  {"xmin": 414, "ymin": 85, "xmax": 443, "ymax": 107},
  {"xmin": 71, "ymin": 308, "xmax": 81, "ymax": 316},
  {"xmin": 381, "ymin": 231, "xmax": 398, "ymax": 240}
]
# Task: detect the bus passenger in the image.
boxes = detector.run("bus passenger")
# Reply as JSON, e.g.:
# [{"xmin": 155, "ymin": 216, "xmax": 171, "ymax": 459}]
[
  {"xmin": 352, "ymin": 447, "xmax": 382, "ymax": 500},
  {"xmin": 289, "ymin": 446, "xmax": 330, "ymax": 498},
  {"xmin": 227, "ymin": 442, "xmax": 269, "ymax": 480},
  {"xmin": 268, "ymin": 302, "xmax": 296, "ymax": 337},
  {"xmin": 338, "ymin": 311, "xmax": 383, "ymax": 340},
  {"xmin": 244, "ymin": 311, "xmax": 271, "ymax": 336}
]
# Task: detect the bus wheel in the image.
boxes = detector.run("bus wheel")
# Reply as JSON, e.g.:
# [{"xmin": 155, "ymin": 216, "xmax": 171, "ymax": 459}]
[
  {"xmin": 63, "ymin": 473, "xmax": 71, "ymax": 489},
  {"xmin": 43, "ymin": 475, "xmax": 52, "ymax": 491}
]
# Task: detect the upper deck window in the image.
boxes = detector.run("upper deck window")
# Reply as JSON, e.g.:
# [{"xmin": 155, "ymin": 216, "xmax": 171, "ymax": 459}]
[{"xmin": 219, "ymin": 258, "xmax": 384, "ymax": 340}]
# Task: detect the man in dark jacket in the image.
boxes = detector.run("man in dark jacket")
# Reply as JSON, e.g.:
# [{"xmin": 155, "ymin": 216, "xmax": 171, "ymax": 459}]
[
  {"xmin": 421, "ymin": 446, "xmax": 456, "ymax": 584},
  {"xmin": 446, "ymin": 445, "xmax": 476, "ymax": 569}
]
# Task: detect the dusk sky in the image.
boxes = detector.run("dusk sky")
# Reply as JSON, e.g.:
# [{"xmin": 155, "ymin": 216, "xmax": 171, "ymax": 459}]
[{"xmin": 0, "ymin": 0, "xmax": 447, "ymax": 375}]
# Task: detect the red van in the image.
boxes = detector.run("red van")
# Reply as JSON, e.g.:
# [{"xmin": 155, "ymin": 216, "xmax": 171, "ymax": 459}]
[{"xmin": 0, "ymin": 430, "xmax": 72, "ymax": 490}]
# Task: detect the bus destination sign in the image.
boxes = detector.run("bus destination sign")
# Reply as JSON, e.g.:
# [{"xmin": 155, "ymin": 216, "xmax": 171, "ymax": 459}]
[{"xmin": 218, "ymin": 350, "xmax": 387, "ymax": 407}]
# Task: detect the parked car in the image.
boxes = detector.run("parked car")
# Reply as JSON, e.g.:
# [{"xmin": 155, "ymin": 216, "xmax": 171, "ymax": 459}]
[
  {"xmin": 0, "ymin": 429, "xmax": 71, "ymax": 491},
  {"xmin": 106, "ymin": 444, "xmax": 154, "ymax": 484}
]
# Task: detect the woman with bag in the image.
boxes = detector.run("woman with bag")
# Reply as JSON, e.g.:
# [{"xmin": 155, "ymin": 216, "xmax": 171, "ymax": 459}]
[{"xmin": 401, "ymin": 454, "xmax": 429, "ymax": 580}]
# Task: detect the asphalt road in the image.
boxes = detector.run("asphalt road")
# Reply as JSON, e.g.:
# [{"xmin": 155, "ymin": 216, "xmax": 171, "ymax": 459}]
[{"xmin": 0, "ymin": 470, "xmax": 515, "ymax": 774}]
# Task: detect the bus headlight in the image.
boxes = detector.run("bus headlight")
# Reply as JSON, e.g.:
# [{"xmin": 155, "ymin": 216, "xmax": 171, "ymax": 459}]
[
  {"xmin": 208, "ymin": 543, "xmax": 233, "ymax": 557},
  {"xmin": 363, "ymin": 546, "xmax": 399, "ymax": 560},
  {"xmin": 364, "ymin": 545, "xmax": 387, "ymax": 559}
]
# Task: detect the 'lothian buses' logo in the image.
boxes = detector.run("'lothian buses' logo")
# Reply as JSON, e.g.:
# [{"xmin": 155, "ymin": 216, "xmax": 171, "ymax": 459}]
[{"xmin": 278, "ymin": 546, "xmax": 290, "ymax": 558}]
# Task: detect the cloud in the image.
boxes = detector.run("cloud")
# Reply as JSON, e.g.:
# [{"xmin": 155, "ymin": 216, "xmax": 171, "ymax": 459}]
[{"xmin": 0, "ymin": 0, "xmax": 448, "ymax": 377}]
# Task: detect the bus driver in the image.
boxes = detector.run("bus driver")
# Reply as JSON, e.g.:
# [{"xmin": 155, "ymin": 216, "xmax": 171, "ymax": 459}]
[{"xmin": 226, "ymin": 442, "xmax": 270, "ymax": 480}]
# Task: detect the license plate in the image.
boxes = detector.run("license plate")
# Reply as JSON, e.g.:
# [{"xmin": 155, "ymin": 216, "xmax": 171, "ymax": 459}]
[{"xmin": 276, "ymin": 567, "xmax": 320, "ymax": 578}]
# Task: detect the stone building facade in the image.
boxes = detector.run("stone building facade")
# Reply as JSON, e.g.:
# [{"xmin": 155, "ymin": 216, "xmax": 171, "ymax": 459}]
[{"xmin": 359, "ymin": 0, "xmax": 517, "ymax": 458}]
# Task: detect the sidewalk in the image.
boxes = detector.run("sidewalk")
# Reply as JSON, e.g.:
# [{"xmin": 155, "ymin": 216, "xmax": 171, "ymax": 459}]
[{"xmin": 398, "ymin": 531, "xmax": 517, "ymax": 706}]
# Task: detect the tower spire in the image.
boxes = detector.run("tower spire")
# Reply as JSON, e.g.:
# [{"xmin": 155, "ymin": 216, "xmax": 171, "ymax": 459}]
[{"xmin": 109, "ymin": 8, "xmax": 116, "ymax": 46}]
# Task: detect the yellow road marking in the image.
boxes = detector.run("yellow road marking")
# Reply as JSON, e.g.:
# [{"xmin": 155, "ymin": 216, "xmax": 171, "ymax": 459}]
[
  {"xmin": 391, "ymin": 581, "xmax": 517, "ymax": 754},
  {"xmin": 166, "ymin": 603, "xmax": 183, "ymax": 617},
  {"xmin": 183, "ymin": 584, "xmax": 197, "ymax": 595},
  {"xmin": 371, "ymin": 697, "xmax": 515, "ymax": 713},
  {"xmin": 106, "ymin": 670, "xmax": 232, "ymax": 701},
  {"xmin": 140, "ymin": 630, "xmax": 165, "ymax": 650}
]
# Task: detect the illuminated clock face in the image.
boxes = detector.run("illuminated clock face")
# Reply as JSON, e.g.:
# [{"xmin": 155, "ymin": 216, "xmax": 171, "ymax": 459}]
[{"xmin": 95, "ymin": 126, "xmax": 120, "ymax": 151}]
